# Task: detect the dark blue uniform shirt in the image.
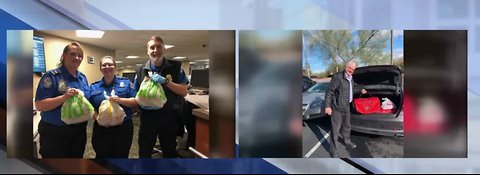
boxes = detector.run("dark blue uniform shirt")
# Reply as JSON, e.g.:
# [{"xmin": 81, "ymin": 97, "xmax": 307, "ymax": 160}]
[
  {"xmin": 89, "ymin": 76, "xmax": 136, "ymax": 121},
  {"xmin": 35, "ymin": 66, "xmax": 90, "ymax": 126}
]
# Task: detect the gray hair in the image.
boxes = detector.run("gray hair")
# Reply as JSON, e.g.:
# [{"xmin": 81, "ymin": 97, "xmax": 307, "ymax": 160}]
[{"xmin": 346, "ymin": 60, "xmax": 356, "ymax": 68}]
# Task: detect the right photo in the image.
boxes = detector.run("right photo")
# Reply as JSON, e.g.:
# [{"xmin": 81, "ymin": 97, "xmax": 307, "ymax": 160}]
[{"xmin": 302, "ymin": 30, "xmax": 404, "ymax": 158}]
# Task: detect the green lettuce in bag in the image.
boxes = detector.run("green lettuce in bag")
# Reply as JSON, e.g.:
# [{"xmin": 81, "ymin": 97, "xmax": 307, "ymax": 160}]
[
  {"xmin": 61, "ymin": 89, "xmax": 94, "ymax": 125},
  {"xmin": 135, "ymin": 77, "xmax": 167, "ymax": 109}
]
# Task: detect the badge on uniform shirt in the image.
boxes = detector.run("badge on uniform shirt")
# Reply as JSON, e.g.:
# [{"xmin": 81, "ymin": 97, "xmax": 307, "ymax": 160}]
[
  {"xmin": 166, "ymin": 74, "xmax": 172, "ymax": 83},
  {"xmin": 58, "ymin": 79, "xmax": 67, "ymax": 93},
  {"xmin": 119, "ymin": 81, "xmax": 125, "ymax": 88},
  {"xmin": 42, "ymin": 77, "xmax": 52, "ymax": 89}
]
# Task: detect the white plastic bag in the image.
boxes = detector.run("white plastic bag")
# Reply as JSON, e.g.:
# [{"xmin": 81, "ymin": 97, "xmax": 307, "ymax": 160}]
[
  {"xmin": 97, "ymin": 90, "xmax": 126, "ymax": 127},
  {"xmin": 61, "ymin": 89, "xmax": 95, "ymax": 125},
  {"xmin": 381, "ymin": 97, "xmax": 395, "ymax": 110},
  {"xmin": 135, "ymin": 77, "xmax": 167, "ymax": 110}
]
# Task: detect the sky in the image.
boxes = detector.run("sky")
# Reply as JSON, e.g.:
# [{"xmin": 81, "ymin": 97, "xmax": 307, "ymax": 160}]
[{"xmin": 303, "ymin": 30, "xmax": 404, "ymax": 74}]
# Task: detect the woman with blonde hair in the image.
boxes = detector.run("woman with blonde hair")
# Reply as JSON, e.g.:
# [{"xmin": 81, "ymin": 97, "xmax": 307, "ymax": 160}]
[{"xmin": 35, "ymin": 42, "xmax": 90, "ymax": 158}]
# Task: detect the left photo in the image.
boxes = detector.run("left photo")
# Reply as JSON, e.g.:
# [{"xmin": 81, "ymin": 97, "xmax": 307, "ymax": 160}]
[{"xmin": 32, "ymin": 30, "xmax": 219, "ymax": 159}]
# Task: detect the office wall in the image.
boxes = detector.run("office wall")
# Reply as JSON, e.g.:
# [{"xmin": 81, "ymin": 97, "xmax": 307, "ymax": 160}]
[
  {"xmin": 118, "ymin": 68, "xmax": 136, "ymax": 76},
  {"xmin": 117, "ymin": 60, "xmax": 191, "ymax": 77},
  {"xmin": 32, "ymin": 32, "xmax": 115, "ymax": 98}
]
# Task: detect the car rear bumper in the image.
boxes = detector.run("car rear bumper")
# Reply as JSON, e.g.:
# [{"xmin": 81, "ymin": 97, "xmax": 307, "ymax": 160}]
[
  {"xmin": 350, "ymin": 113, "xmax": 404, "ymax": 137},
  {"xmin": 351, "ymin": 125, "xmax": 404, "ymax": 137}
]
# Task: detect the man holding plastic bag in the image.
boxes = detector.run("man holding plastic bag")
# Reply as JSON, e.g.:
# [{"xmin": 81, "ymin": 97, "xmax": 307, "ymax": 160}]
[
  {"xmin": 89, "ymin": 56, "xmax": 138, "ymax": 158},
  {"xmin": 134, "ymin": 36, "xmax": 189, "ymax": 158}
]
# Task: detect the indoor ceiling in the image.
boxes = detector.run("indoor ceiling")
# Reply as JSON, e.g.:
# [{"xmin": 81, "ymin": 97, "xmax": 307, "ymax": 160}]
[{"xmin": 39, "ymin": 30, "xmax": 210, "ymax": 69}]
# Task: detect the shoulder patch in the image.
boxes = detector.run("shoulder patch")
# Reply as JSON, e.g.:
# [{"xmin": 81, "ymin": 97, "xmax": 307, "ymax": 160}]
[{"xmin": 42, "ymin": 76, "xmax": 53, "ymax": 89}]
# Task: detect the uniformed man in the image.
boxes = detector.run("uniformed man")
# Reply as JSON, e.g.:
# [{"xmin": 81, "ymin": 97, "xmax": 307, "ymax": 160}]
[
  {"xmin": 134, "ymin": 36, "xmax": 189, "ymax": 158},
  {"xmin": 34, "ymin": 42, "xmax": 90, "ymax": 158},
  {"xmin": 89, "ymin": 56, "xmax": 138, "ymax": 158}
]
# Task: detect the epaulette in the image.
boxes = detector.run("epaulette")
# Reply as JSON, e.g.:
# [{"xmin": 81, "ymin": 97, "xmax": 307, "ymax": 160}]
[{"xmin": 49, "ymin": 68, "xmax": 62, "ymax": 75}]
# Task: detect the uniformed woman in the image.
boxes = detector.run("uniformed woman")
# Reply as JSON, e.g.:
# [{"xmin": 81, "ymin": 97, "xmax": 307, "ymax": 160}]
[
  {"xmin": 34, "ymin": 42, "xmax": 90, "ymax": 158},
  {"xmin": 89, "ymin": 56, "xmax": 137, "ymax": 158}
]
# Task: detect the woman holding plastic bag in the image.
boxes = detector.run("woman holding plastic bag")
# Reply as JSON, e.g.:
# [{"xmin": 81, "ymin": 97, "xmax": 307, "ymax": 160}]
[
  {"xmin": 35, "ymin": 42, "xmax": 93, "ymax": 158},
  {"xmin": 89, "ymin": 56, "xmax": 138, "ymax": 158}
]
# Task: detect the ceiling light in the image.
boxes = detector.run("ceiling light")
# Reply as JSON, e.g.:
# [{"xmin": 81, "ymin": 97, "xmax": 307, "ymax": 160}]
[
  {"xmin": 115, "ymin": 61, "xmax": 123, "ymax": 64},
  {"xmin": 172, "ymin": 56, "xmax": 186, "ymax": 60},
  {"xmin": 165, "ymin": 45, "xmax": 174, "ymax": 49},
  {"xmin": 76, "ymin": 30, "xmax": 104, "ymax": 38},
  {"xmin": 189, "ymin": 62, "xmax": 196, "ymax": 64},
  {"xmin": 126, "ymin": 56, "xmax": 139, "ymax": 59},
  {"xmin": 197, "ymin": 59, "xmax": 209, "ymax": 62}
]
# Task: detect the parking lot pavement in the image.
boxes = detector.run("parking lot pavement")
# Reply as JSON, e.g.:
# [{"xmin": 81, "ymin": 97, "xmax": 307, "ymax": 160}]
[{"xmin": 303, "ymin": 117, "xmax": 403, "ymax": 158}]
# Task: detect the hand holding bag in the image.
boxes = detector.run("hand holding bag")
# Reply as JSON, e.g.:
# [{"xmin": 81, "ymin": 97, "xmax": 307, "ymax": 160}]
[
  {"xmin": 135, "ymin": 76, "xmax": 168, "ymax": 110},
  {"xmin": 353, "ymin": 93, "xmax": 381, "ymax": 114},
  {"xmin": 97, "ymin": 90, "xmax": 126, "ymax": 127},
  {"xmin": 61, "ymin": 89, "xmax": 95, "ymax": 124}
]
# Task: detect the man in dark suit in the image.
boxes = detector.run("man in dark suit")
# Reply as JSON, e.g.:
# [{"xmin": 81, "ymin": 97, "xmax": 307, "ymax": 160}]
[{"xmin": 325, "ymin": 61, "xmax": 366, "ymax": 158}]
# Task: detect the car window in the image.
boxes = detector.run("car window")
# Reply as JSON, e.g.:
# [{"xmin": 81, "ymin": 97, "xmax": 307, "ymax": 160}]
[{"xmin": 306, "ymin": 83, "xmax": 329, "ymax": 93}]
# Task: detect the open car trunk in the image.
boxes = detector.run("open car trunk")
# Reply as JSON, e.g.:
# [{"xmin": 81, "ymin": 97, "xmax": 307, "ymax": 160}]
[{"xmin": 351, "ymin": 65, "xmax": 403, "ymax": 118}]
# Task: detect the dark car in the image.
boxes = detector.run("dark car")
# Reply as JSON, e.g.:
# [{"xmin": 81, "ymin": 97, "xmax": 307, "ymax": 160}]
[
  {"xmin": 303, "ymin": 76, "xmax": 316, "ymax": 92},
  {"xmin": 350, "ymin": 65, "xmax": 404, "ymax": 137}
]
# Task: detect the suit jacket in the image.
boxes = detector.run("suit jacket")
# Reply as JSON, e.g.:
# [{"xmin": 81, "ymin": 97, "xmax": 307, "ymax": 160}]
[{"xmin": 325, "ymin": 71, "xmax": 353, "ymax": 112}]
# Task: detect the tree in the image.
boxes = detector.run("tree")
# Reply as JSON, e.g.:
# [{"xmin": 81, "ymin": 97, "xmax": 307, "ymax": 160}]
[
  {"xmin": 353, "ymin": 30, "xmax": 390, "ymax": 65},
  {"xmin": 393, "ymin": 57, "xmax": 404, "ymax": 70},
  {"xmin": 305, "ymin": 30, "xmax": 390, "ymax": 70}
]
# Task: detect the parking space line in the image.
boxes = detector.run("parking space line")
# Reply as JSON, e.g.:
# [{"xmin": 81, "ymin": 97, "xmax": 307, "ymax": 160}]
[
  {"xmin": 304, "ymin": 131, "xmax": 330, "ymax": 158},
  {"xmin": 316, "ymin": 123, "xmax": 328, "ymax": 135}
]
